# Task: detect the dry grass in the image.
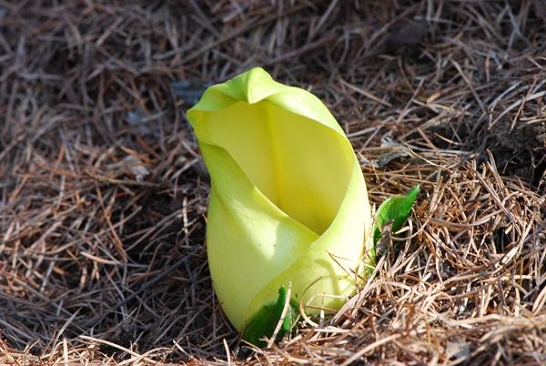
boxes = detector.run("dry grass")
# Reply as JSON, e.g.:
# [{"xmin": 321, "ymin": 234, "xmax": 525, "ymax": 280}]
[{"xmin": 1, "ymin": 0, "xmax": 545, "ymax": 364}]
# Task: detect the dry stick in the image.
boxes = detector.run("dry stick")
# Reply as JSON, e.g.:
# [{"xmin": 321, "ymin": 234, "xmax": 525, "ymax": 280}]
[
  {"xmin": 188, "ymin": 0, "xmax": 220, "ymax": 38},
  {"xmin": 179, "ymin": 5, "xmax": 306, "ymax": 65},
  {"xmin": 262, "ymin": 35, "xmax": 336, "ymax": 68},
  {"xmin": 84, "ymin": 170, "xmax": 163, "ymax": 189},
  {"xmin": 79, "ymin": 335, "xmax": 164, "ymax": 364},
  {"xmin": 340, "ymin": 334, "xmax": 402, "ymax": 366},
  {"xmin": 87, "ymin": 249, "xmax": 198, "ymax": 330}
]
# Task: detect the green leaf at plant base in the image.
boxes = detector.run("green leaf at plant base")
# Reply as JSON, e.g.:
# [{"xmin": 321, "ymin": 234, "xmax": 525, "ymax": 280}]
[
  {"xmin": 242, "ymin": 285, "xmax": 298, "ymax": 347},
  {"xmin": 372, "ymin": 185, "xmax": 420, "ymax": 256}
]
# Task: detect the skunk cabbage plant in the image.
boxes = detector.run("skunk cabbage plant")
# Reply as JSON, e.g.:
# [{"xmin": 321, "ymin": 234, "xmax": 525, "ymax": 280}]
[{"xmin": 187, "ymin": 67, "xmax": 373, "ymax": 345}]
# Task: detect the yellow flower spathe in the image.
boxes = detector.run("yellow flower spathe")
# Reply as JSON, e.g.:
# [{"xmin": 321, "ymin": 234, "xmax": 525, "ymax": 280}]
[{"xmin": 186, "ymin": 67, "xmax": 372, "ymax": 331}]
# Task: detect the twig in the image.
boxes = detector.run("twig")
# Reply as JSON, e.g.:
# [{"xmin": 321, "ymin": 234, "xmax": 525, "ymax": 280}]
[{"xmin": 84, "ymin": 170, "xmax": 163, "ymax": 189}]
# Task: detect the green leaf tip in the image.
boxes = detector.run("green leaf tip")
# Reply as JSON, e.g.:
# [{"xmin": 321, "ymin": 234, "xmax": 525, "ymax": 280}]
[
  {"xmin": 242, "ymin": 285, "xmax": 298, "ymax": 347},
  {"xmin": 372, "ymin": 185, "xmax": 420, "ymax": 253}
]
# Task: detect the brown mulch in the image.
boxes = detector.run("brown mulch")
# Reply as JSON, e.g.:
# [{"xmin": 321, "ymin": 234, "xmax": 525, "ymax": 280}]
[{"xmin": 1, "ymin": 0, "xmax": 545, "ymax": 364}]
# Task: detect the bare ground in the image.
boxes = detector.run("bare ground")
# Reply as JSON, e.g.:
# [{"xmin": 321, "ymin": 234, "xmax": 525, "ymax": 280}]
[{"xmin": 1, "ymin": 1, "xmax": 545, "ymax": 365}]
